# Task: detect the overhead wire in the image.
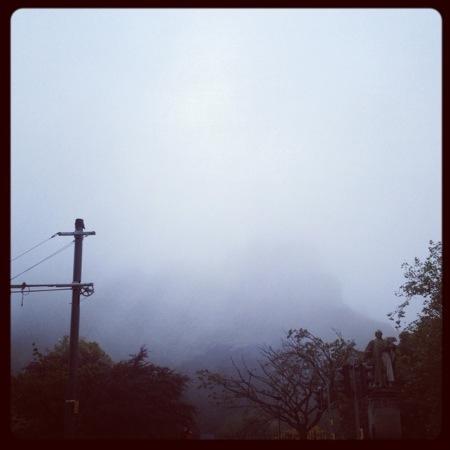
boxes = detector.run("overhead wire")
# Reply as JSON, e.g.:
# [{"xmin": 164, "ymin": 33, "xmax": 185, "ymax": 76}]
[
  {"xmin": 11, "ymin": 286, "xmax": 74, "ymax": 307},
  {"xmin": 10, "ymin": 288, "xmax": 74, "ymax": 294},
  {"xmin": 11, "ymin": 233, "xmax": 58, "ymax": 262},
  {"xmin": 10, "ymin": 240, "xmax": 75, "ymax": 281},
  {"xmin": 11, "ymin": 232, "xmax": 94, "ymax": 308}
]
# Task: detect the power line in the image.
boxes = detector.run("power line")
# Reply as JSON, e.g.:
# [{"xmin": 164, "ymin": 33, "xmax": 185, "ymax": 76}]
[
  {"xmin": 11, "ymin": 233, "xmax": 58, "ymax": 262},
  {"xmin": 10, "ymin": 240, "xmax": 74, "ymax": 281},
  {"xmin": 11, "ymin": 287, "xmax": 73, "ymax": 308}
]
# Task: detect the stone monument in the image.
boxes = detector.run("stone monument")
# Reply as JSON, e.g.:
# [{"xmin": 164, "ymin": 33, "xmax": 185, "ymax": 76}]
[{"xmin": 363, "ymin": 330, "xmax": 402, "ymax": 439}]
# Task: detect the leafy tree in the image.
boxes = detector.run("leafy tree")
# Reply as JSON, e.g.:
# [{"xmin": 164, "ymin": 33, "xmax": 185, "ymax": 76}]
[
  {"xmin": 388, "ymin": 240, "xmax": 442, "ymax": 329},
  {"xmin": 11, "ymin": 337, "xmax": 196, "ymax": 439},
  {"xmin": 11, "ymin": 336, "xmax": 112, "ymax": 438},
  {"xmin": 387, "ymin": 240, "xmax": 442, "ymax": 438},
  {"xmin": 86, "ymin": 346, "xmax": 196, "ymax": 438},
  {"xmin": 197, "ymin": 329, "xmax": 354, "ymax": 439}
]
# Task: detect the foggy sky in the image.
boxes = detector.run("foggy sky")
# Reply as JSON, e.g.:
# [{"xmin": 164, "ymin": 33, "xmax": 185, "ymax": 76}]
[{"xmin": 11, "ymin": 9, "xmax": 441, "ymax": 368}]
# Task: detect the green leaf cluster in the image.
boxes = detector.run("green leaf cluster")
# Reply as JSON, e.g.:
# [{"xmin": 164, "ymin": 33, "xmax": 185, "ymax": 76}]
[
  {"xmin": 11, "ymin": 337, "xmax": 196, "ymax": 439},
  {"xmin": 389, "ymin": 240, "xmax": 442, "ymax": 439}
]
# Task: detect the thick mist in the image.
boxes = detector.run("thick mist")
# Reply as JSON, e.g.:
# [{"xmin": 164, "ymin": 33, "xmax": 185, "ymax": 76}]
[{"xmin": 11, "ymin": 9, "xmax": 441, "ymax": 372}]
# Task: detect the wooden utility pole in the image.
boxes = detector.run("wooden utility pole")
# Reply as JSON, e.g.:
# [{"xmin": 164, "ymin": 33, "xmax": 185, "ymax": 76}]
[
  {"xmin": 10, "ymin": 218, "xmax": 95, "ymax": 438},
  {"xmin": 61, "ymin": 218, "xmax": 96, "ymax": 438},
  {"xmin": 326, "ymin": 382, "xmax": 336, "ymax": 439},
  {"xmin": 350, "ymin": 360, "xmax": 362, "ymax": 439}
]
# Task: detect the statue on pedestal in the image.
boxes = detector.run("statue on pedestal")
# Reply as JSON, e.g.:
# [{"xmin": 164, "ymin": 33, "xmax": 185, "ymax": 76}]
[
  {"xmin": 363, "ymin": 331, "xmax": 402, "ymax": 438},
  {"xmin": 364, "ymin": 330, "xmax": 397, "ymax": 388}
]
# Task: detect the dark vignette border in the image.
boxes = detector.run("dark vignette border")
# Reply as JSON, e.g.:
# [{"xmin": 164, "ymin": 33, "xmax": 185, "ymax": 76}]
[{"xmin": 1, "ymin": 1, "xmax": 447, "ymax": 448}]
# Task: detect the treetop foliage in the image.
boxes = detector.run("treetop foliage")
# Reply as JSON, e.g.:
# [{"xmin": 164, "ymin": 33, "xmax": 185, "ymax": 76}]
[
  {"xmin": 390, "ymin": 240, "xmax": 442, "ymax": 438},
  {"xmin": 388, "ymin": 240, "xmax": 442, "ymax": 329},
  {"xmin": 11, "ymin": 337, "xmax": 196, "ymax": 439}
]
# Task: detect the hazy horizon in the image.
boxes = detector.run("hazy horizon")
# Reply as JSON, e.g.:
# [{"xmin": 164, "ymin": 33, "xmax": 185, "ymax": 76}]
[{"xmin": 11, "ymin": 8, "xmax": 441, "ymax": 369}]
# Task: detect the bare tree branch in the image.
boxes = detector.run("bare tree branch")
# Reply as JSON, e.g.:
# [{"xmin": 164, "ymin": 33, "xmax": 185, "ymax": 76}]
[{"xmin": 197, "ymin": 328, "xmax": 354, "ymax": 439}]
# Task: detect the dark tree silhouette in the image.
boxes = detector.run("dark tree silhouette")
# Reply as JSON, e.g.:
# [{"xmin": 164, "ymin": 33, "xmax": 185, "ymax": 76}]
[
  {"xmin": 387, "ymin": 240, "xmax": 442, "ymax": 439},
  {"xmin": 197, "ymin": 328, "xmax": 354, "ymax": 439},
  {"xmin": 11, "ymin": 337, "xmax": 196, "ymax": 439}
]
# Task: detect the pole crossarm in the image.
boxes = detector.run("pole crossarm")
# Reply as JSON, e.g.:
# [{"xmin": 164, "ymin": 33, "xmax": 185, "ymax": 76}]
[
  {"xmin": 10, "ymin": 282, "xmax": 95, "ymax": 297},
  {"xmin": 10, "ymin": 283, "xmax": 94, "ymax": 289},
  {"xmin": 57, "ymin": 231, "xmax": 96, "ymax": 236}
]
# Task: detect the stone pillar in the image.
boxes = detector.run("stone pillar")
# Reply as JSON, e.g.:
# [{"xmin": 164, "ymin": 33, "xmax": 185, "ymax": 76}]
[{"xmin": 367, "ymin": 388, "xmax": 402, "ymax": 439}]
